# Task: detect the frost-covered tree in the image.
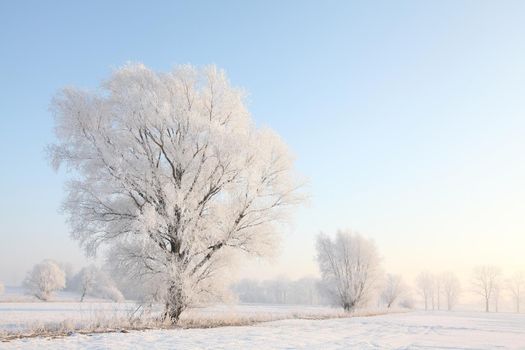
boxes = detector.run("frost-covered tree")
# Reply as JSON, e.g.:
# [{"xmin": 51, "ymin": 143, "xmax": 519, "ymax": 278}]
[
  {"xmin": 434, "ymin": 276, "xmax": 441, "ymax": 310},
  {"xmin": 48, "ymin": 64, "xmax": 303, "ymax": 323},
  {"xmin": 76, "ymin": 266, "xmax": 97, "ymax": 302},
  {"xmin": 416, "ymin": 271, "xmax": 434, "ymax": 311},
  {"xmin": 508, "ymin": 271, "xmax": 525, "ymax": 313},
  {"xmin": 381, "ymin": 274, "xmax": 406, "ymax": 308},
  {"xmin": 441, "ymin": 271, "xmax": 460, "ymax": 311},
  {"xmin": 493, "ymin": 283, "xmax": 501, "ymax": 313},
  {"xmin": 23, "ymin": 260, "xmax": 66, "ymax": 301},
  {"xmin": 472, "ymin": 265, "xmax": 501, "ymax": 312},
  {"xmin": 316, "ymin": 230, "xmax": 381, "ymax": 311}
]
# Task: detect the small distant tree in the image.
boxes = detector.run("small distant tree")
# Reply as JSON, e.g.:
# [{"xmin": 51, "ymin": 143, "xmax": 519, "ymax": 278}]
[
  {"xmin": 99, "ymin": 284, "xmax": 125, "ymax": 302},
  {"xmin": 232, "ymin": 279, "xmax": 264, "ymax": 303},
  {"xmin": 59, "ymin": 262, "xmax": 75, "ymax": 290},
  {"xmin": 76, "ymin": 266, "xmax": 98, "ymax": 302},
  {"xmin": 316, "ymin": 230, "xmax": 381, "ymax": 312},
  {"xmin": 291, "ymin": 277, "xmax": 322, "ymax": 305},
  {"xmin": 493, "ymin": 284, "xmax": 501, "ymax": 313},
  {"xmin": 472, "ymin": 265, "xmax": 501, "ymax": 312},
  {"xmin": 508, "ymin": 271, "xmax": 525, "ymax": 313},
  {"xmin": 381, "ymin": 274, "xmax": 406, "ymax": 308},
  {"xmin": 267, "ymin": 276, "xmax": 291, "ymax": 304},
  {"xmin": 441, "ymin": 271, "xmax": 460, "ymax": 311},
  {"xmin": 0, "ymin": 282, "xmax": 4, "ymax": 295},
  {"xmin": 416, "ymin": 271, "xmax": 433, "ymax": 310},
  {"xmin": 24, "ymin": 260, "xmax": 66, "ymax": 301},
  {"xmin": 72, "ymin": 265, "xmax": 124, "ymax": 302},
  {"xmin": 434, "ymin": 276, "xmax": 441, "ymax": 310}
]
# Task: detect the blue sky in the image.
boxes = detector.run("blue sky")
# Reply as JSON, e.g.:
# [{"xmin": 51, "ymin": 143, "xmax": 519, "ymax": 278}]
[{"xmin": 1, "ymin": 1, "xmax": 525, "ymax": 284}]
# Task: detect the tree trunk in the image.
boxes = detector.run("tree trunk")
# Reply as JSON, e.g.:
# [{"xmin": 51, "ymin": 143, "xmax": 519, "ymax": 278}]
[
  {"xmin": 343, "ymin": 301, "xmax": 355, "ymax": 312},
  {"xmin": 163, "ymin": 283, "xmax": 186, "ymax": 324},
  {"xmin": 165, "ymin": 302, "xmax": 184, "ymax": 324},
  {"xmin": 485, "ymin": 298, "xmax": 489, "ymax": 312}
]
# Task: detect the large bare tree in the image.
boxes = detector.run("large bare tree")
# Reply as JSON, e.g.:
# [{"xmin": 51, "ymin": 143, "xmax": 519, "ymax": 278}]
[
  {"xmin": 316, "ymin": 230, "xmax": 381, "ymax": 311},
  {"xmin": 49, "ymin": 64, "xmax": 303, "ymax": 323}
]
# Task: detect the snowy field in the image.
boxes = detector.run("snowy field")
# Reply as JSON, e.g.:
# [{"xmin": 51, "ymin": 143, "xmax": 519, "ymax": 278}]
[
  {"xmin": 1, "ymin": 306, "xmax": 525, "ymax": 349},
  {"xmin": 1, "ymin": 288, "xmax": 524, "ymax": 349},
  {"xmin": 0, "ymin": 300, "xmax": 347, "ymax": 335}
]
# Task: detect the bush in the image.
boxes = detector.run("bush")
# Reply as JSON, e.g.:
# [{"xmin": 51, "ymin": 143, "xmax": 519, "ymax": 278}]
[{"xmin": 23, "ymin": 260, "xmax": 66, "ymax": 301}]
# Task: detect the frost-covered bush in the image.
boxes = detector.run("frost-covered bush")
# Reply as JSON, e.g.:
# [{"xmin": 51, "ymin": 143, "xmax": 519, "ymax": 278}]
[
  {"xmin": 97, "ymin": 285, "xmax": 124, "ymax": 302},
  {"xmin": 316, "ymin": 230, "xmax": 381, "ymax": 311},
  {"xmin": 49, "ymin": 64, "xmax": 304, "ymax": 323},
  {"xmin": 23, "ymin": 260, "xmax": 66, "ymax": 301},
  {"xmin": 399, "ymin": 295, "xmax": 415, "ymax": 309},
  {"xmin": 70, "ymin": 265, "xmax": 124, "ymax": 302}
]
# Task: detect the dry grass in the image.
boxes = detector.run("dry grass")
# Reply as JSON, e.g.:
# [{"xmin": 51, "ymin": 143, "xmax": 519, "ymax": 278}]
[
  {"xmin": 0, "ymin": 315, "xmax": 161, "ymax": 342},
  {"xmin": 0, "ymin": 305, "xmax": 407, "ymax": 342},
  {"xmin": 178, "ymin": 309, "xmax": 349, "ymax": 328}
]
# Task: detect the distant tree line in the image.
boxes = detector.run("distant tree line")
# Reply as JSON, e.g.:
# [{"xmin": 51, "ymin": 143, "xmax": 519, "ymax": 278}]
[
  {"xmin": 232, "ymin": 277, "xmax": 330, "ymax": 305},
  {"xmin": 15, "ymin": 235, "xmax": 525, "ymax": 315},
  {"xmin": 233, "ymin": 230, "xmax": 524, "ymax": 314}
]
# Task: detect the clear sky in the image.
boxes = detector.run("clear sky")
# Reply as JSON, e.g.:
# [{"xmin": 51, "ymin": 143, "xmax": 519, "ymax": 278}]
[{"xmin": 1, "ymin": 1, "xmax": 525, "ymax": 285}]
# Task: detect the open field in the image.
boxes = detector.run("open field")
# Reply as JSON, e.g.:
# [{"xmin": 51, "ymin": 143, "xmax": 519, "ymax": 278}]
[
  {"xmin": 1, "ymin": 287, "xmax": 524, "ymax": 349},
  {"xmin": 0, "ymin": 302, "xmax": 525, "ymax": 349}
]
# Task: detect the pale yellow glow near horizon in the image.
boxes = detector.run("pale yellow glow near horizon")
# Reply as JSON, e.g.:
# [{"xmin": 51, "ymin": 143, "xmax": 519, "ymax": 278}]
[{"xmin": 237, "ymin": 195, "xmax": 525, "ymax": 294}]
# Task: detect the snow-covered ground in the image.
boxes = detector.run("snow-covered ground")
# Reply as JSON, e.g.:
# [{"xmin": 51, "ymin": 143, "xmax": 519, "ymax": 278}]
[
  {"xmin": 1, "ymin": 288, "xmax": 524, "ymax": 349},
  {"xmin": 2, "ymin": 308, "xmax": 525, "ymax": 349},
  {"xmin": 0, "ymin": 301, "xmax": 345, "ymax": 334}
]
